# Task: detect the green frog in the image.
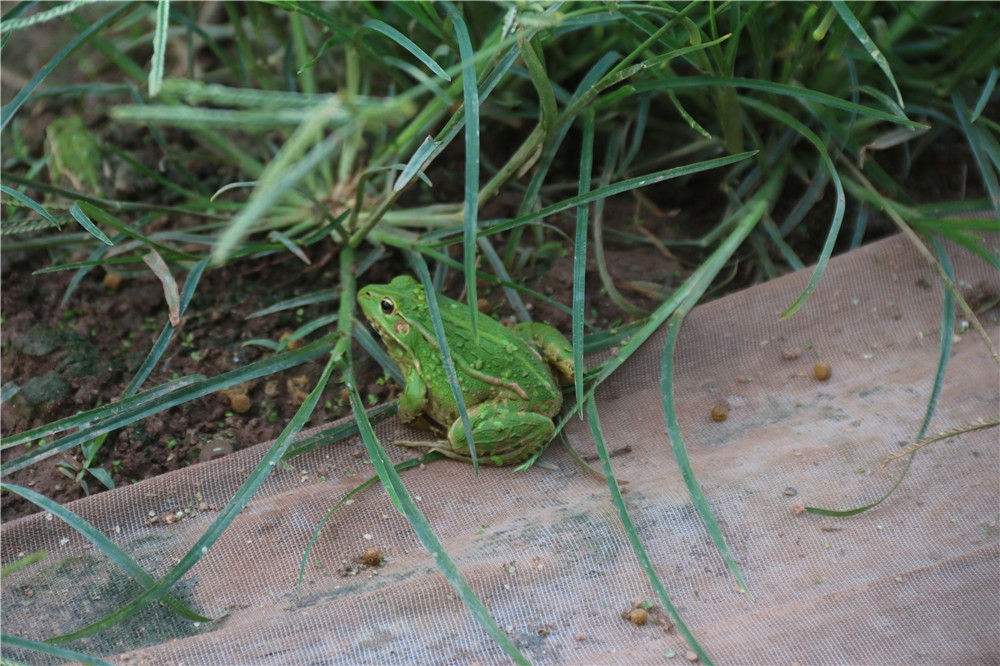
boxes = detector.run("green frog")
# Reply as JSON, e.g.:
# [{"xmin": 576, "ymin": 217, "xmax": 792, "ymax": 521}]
[{"xmin": 357, "ymin": 275, "xmax": 574, "ymax": 466}]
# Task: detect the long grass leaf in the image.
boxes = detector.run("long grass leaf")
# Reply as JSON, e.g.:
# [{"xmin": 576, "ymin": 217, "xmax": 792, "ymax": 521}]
[
  {"xmin": 0, "ymin": 185, "xmax": 61, "ymax": 229},
  {"xmin": 0, "ymin": 0, "xmax": 94, "ymax": 33},
  {"xmin": 363, "ymin": 19, "xmax": 450, "ymax": 80},
  {"xmin": 661, "ymin": 313, "xmax": 750, "ymax": 595},
  {"xmin": 444, "ymin": 2, "xmax": 482, "ymax": 342},
  {"xmin": 807, "ymin": 238, "xmax": 958, "ymax": 516},
  {"xmin": 124, "ymin": 260, "xmax": 207, "ymax": 396},
  {"xmin": 633, "ymin": 76, "xmax": 924, "ymax": 128},
  {"xmin": 2, "ymin": 483, "xmax": 212, "ymax": 623},
  {"xmin": 971, "ymin": 67, "xmax": 999, "ymax": 122},
  {"xmin": 345, "ymin": 382, "xmax": 529, "ymax": 664},
  {"xmin": 481, "ymin": 151, "xmax": 757, "ymax": 238},
  {"xmin": 409, "ymin": 252, "xmax": 479, "ymax": 473},
  {"xmin": 47, "ymin": 346, "xmax": 344, "ymax": 643},
  {"xmin": 1, "ymin": 633, "xmax": 113, "ymax": 666},
  {"xmin": 573, "ymin": 109, "xmax": 594, "ymax": 415},
  {"xmin": 586, "ymin": 396, "xmax": 712, "ymax": 665},
  {"xmin": 832, "ymin": 0, "xmax": 904, "ymax": 107},
  {"xmin": 737, "ymin": 97, "xmax": 846, "ymax": 318}
]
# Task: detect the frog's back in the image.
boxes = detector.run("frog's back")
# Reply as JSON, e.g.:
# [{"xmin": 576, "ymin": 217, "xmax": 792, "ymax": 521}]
[{"xmin": 437, "ymin": 297, "xmax": 563, "ymax": 416}]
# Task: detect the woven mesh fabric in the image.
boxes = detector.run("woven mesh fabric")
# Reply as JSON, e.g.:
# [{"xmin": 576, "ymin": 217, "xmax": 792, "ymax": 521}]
[{"xmin": 2, "ymin": 232, "xmax": 998, "ymax": 664}]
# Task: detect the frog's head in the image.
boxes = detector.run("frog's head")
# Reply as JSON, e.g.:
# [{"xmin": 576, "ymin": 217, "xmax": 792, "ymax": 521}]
[{"xmin": 357, "ymin": 276, "xmax": 425, "ymax": 351}]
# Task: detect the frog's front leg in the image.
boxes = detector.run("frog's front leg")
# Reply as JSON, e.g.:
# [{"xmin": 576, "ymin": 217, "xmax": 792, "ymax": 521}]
[
  {"xmin": 397, "ymin": 368, "xmax": 428, "ymax": 423},
  {"xmin": 447, "ymin": 401, "xmax": 555, "ymax": 466}
]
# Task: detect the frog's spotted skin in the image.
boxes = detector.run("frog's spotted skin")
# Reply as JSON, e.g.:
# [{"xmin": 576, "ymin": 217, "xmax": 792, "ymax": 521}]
[{"xmin": 357, "ymin": 276, "xmax": 573, "ymax": 465}]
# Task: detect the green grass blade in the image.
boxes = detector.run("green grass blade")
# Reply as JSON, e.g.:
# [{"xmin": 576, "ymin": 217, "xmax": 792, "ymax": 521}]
[
  {"xmin": 480, "ymin": 151, "xmax": 757, "ymax": 238},
  {"xmin": 124, "ymin": 259, "xmax": 207, "ymax": 395},
  {"xmin": 69, "ymin": 202, "xmax": 114, "ymax": 245},
  {"xmin": 0, "ymin": 184, "xmax": 61, "ymax": 229},
  {"xmin": 345, "ymin": 382, "xmax": 529, "ymax": 665},
  {"xmin": 2, "ymin": 483, "xmax": 212, "ymax": 624},
  {"xmin": 661, "ymin": 313, "xmax": 750, "ymax": 596},
  {"xmin": 47, "ymin": 346, "xmax": 343, "ymax": 644},
  {"xmin": 832, "ymin": 0, "xmax": 904, "ymax": 107},
  {"xmin": 1, "ymin": 633, "xmax": 113, "ymax": 666},
  {"xmin": 0, "ymin": 3, "xmax": 134, "ymax": 131},
  {"xmin": 586, "ymin": 396, "xmax": 712, "ymax": 665},
  {"xmin": 297, "ymin": 454, "xmax": 434, "ymax": 597},
  {"xmin": 951, "ymin": 92, "xmax": 1000, "ymax": 215},
  {"xmin": 362, "ymin": 19, "xmax": 450, "ymax": 80},
  {"xmin": 806, "ymin": 237, "xmax": 958, "ymax": 517},
  {"xmin": 971, "ymin": 67, "xmax": 998, "ymax": 122},
  {"xmin": 573, "ymin": 108, "xmax": 594, "ymax": 416},
  {"xmin": 148, "ymin": 0, "xmax": 169, "ymax": 97},
  {"xmin": 737, "ymin": 98, "xmax": 846, "ymax": 318},
  {"xmin": 444, "ymin": 2, "xmax": 482, "ymax": 342},
  {"xmin": 409, "ymin": 252, "xmax": 479, "ymax": 473},
  {"xmin": 633, "ymin": 76, "xmax": 925, "ymax": 128}
]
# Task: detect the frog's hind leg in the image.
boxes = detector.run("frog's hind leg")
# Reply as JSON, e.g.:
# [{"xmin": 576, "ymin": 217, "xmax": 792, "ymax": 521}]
[{"xmin": 393, "ymin": 437, "xmax": 455, "ymax": 460}]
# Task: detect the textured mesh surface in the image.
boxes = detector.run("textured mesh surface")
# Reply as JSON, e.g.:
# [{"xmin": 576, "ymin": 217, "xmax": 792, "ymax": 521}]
[{"xmin": 2, "ymin": 232, "xmax": 998, "ymax": 664}]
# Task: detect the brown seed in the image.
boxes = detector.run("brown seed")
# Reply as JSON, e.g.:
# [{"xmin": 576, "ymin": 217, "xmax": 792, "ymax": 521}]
[
  {"xmin": 711, "ymin": 404, "xmax": 728, "ymax": 422},
  {"xmin": 814, "ymin": 362, "xmax": 832, "ymax": 380},
  {"xmin": 627, "ymin": 608, "xmax": 648, "ymax": 625},
  {"xmin": 782, "ymin": 347, "xmax": 802, "ymax": 360},
  {"xmin": 103, "ymin": 271, "xmax": 123, "ymax": 290},
  {"xmin": 228, "ymin": 392, "xmax": 252, "ymax": 413},
  {"xmin": 362, "ymin": 547, "xmax": 382, "ymax": 567}
]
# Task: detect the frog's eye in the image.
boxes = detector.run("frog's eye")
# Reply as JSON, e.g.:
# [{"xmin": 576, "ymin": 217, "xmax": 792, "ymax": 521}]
[{"xmin": 380, "ymin": 297, "xmax": 396, "ymax": 315}]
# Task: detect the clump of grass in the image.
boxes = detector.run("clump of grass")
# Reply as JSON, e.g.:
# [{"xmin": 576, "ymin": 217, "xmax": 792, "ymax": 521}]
[{"xmin": 2, "ymin": 3, "xmax": 997, "ymax": 663}]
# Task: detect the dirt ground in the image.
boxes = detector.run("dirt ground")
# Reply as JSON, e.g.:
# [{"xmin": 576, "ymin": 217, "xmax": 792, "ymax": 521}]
[{"xmin": 0, "ymin": 97, "xmax": 987, "ymax": 522}]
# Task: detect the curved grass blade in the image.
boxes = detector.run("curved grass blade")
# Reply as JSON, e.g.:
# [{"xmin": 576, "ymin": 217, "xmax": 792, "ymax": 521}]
[
  {"xmin": 47, "ymin": 345, "xmax": 344, "ymax": 644},
  {"xmin": 832, "ymin": 0, "xmax": 903, "ymax": 107},
  {"xmin": 2, "ymin": 483, "xmax": 212, "ymax": 623},
  {"xmin": 633, "ymin": 76, "xmax": 925, "ymax": 129},
  {"xmin": 345, "ymin": 381, "xmax": 529, "ymax": 665},
  {"xmin": 296, "ymin": 453, "xmax": 435, "ymax": 597},
  {"xmin": 1, "ymin": 3, "xmax": 133, "ymax": 131},
  {"xmin": 586, "ymin": 396, "xmax": 712, "ymax": 665},
  {"xmin": 971, "ymin": 67, "xmax": 998, "ymax": 122},
  {"xmin": 69, "ymin": 202, "xmax": 114, "ymax": 245},
  {"xmin": 736, "ymin": 97, "xmax": 846, "ymax": 318},
  {"xmin": 952, "ymin": 91, "xmax": 1000, "ymax": 215},
  {"xmin": 0, "ymin": 184, "xmax": 61, "ymax": 229},
  {"xmin": 1, "ymin": 376, "xmax": 201, "ymax": 450},
  {"xmin": 123, "ymin": 259, "xmax": 207, "ymax": 396},
  {"xmin": 661, "ymin": 313, "xmax": 749, "ymax": 596},
  {"xmin": 409, "ymin": 251, "xmax": 479, "ymax": 474},
  {"xmin": 481, "ymin": 151, "xmax": 757, "ymax": 238},
  {"xmin": 443, "ymin": 2, "xmax": 482, "ymax": 342},
  {"xmin": 1, "ymin": 633, "xmax": 113, "ymax": 666},
  {"xmin": 572, "ymin": 109, "xmax": 595, "ymax": 416},
  {"xmin": 362, "ymin": 19, "xmax": 450, "ymax": 81},
  {"xmin": 806, "ymin": 237, "xmax": 958, "ymax": 516}
]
